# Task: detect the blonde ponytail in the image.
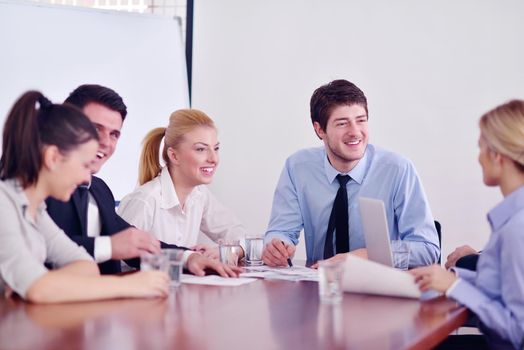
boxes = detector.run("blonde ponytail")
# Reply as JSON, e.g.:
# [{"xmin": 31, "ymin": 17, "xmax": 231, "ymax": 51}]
[{"xmin": 138, "ymin": 127, "xmax": 166, "ymax": 185}]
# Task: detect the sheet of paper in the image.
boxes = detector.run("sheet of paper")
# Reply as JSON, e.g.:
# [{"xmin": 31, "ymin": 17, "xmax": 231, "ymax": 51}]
[
  {"xmin": 181, "ymin": 274, "xmax": 257, "ymax": 286},
  {"xmin": 241, "ymin": 265, "xmax": 318, "ymax": 282},
  {"xmin": 342, "ymin": 254, "xmax": 435, "ymax": 299}
]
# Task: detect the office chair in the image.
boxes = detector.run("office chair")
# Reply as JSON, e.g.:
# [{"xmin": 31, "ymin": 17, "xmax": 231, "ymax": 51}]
[{"xmin": 456, "ymin": 254, "xmax": 479, "ymax": 271}]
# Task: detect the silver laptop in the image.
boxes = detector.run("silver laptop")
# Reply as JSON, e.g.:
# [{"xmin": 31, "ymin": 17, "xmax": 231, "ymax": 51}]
[{"xmin": 358, "ymin": 197, "xmax": 394, "ymax": 267}]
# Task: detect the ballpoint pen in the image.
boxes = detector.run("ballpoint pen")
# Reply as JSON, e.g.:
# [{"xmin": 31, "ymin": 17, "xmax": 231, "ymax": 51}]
[{"xmin": 281, "ymin": 241, "xmax": 293, "ymax": 267}]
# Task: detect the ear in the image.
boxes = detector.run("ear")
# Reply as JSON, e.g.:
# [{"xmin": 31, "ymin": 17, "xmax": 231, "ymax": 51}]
[
  {"xmin": 489, "ymin": 149, "xmax": 503, "ymax": 165},
  {"xmin": 167, "ymin": 146, "xmax": 180, "ymax": 166},
  {"xmin": 499, "ymin": 152, "xmax": 517, "ymax": 170},
  {"xmin": 42, "ymin": 145, "xmax": 62, "ymax": 171},
  {"xmin": 313, "ymin": 121, "xmax": 326, "ymax": 140}
]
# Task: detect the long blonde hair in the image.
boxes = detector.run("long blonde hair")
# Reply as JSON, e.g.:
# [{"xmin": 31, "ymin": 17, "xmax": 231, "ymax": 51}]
[
  {"xmin": 138, "ymin": 109, "xmax": 215, "ymax": 185},
  {"xmin": 480, "ymin": 99, "xmax": 524, "ymax": 171}
]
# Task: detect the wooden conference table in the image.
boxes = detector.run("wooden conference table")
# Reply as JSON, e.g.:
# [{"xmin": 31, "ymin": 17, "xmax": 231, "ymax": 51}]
[{"xmin": 0, "ymin": 277, "xmax": 467, "ymax": 350}]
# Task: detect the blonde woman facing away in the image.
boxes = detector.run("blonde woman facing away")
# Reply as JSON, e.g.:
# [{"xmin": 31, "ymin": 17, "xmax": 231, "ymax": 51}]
[
  {"xmin": 118, "ymin": 109, "xmax": 244, "ymax": 260},
  {"xmin": 411, "ymin": 100, "xmax": 524, "ymax": 350},
  {"xmin": 0, "ymin": 91, "xmax": 168, "ymax": 303}
]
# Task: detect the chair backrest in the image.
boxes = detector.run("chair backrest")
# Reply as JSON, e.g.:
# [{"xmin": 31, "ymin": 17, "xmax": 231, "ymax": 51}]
[{"xmin": 434, "ymin": 220, "xmax": 442, "ymax": 264}]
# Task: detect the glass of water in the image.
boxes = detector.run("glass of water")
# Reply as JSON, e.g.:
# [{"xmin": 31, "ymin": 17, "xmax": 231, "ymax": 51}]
[
  {"xmin": 245, "ymin": 236, "xmax": 264, "ymax": 266},
  {"xmin": 219, "ymin": 239, "xmax": 242, "ymax": 266},
  {"xmin": 163, "ymin": 249, "xmax": 185, "ymax": 288},
  {"xmin": 140, "ymin": 252, "xmax": 168, "ymax": 272},
  {"xmin": 318, "ymin": 260, "xmax": 344, "ymax": 304}
]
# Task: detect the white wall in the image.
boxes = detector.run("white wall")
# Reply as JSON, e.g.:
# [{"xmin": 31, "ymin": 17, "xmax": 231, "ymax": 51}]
[
  {"xmin": 192, "ymin": 0, "xmax": 524, "ymax": 260},
  {"xmin": 0, "ymin": 1, "xmax": 189, "ymax": 200}
]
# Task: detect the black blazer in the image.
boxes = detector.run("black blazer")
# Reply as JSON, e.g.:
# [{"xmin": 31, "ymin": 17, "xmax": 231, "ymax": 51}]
[
  {"xmin": 46, "ymin": 176, "xmax": 186, "ymax": 274},
  {"xmin": 46, "ymin": 176, "xmax": 134, "ymax": 274}
]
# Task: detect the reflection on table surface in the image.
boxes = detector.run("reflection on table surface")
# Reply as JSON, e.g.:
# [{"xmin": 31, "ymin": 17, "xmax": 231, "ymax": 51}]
[{"xmin": 0, "ymin": 279, "xmax": 467, "ymax": 350}]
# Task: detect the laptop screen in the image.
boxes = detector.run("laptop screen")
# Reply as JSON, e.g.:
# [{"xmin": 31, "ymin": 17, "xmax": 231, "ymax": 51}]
[{"xmin": 358, "ymin": 197, "xmax": 394, "ymax": 267}]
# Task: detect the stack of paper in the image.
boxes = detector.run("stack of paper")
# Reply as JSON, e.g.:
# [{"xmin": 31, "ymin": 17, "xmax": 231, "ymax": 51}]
[
  {"xmin": 241, "ymin": 265, "xmax": 318, "ymax": 282},
  {"xmin": 342, "ymin": 255, "xmax": 430, "ymax": 299},
  {"xmin": 181, "ymin": 274, "xmax": 257, "ymax": 286}
]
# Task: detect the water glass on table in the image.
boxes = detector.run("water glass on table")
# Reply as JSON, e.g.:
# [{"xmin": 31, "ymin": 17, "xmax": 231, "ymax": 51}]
[
  {"xmin": 140, "ymin": 252, "xmax": 168, "ymax": 272},
  {"xmin": 163, "ymin": 248, "xmax": 185, "ymax": 288},
  {"xmin": 391, "ymin": 240, "xmax": 410, "ymax": 270},
  {"xmin": 245, "ymin": 236, "xmax": 264, "ymax": 266},
  {"xmin": 219, "ymin": 239, "xmax": 242, "ymax": 266},
  {"xmin": 318, "ymin": 260, "xmax": 344, "ymax": 304},
  {"xmin": 141, "ymin": 249, "xmax": 184, "ymax": 288}
]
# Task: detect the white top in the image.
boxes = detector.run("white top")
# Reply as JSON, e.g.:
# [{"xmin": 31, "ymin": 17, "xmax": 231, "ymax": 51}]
[
  {"xmin": 85, "ymin": 191, "xmax": 112, "ymax": 263},
  {"xmin": 0, "ymin": 179, "xmax": 93, "ymax": 299},
  {"xmin": 117, "ymin": 167, "xmax": 244, "ymax": 247}
]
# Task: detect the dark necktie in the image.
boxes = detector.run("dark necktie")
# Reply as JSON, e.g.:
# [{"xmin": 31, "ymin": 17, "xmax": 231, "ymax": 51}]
[
  {"xmin": 323, "ymin": 175, "xmax": 350, "ymax": 259},
  {"xmin": 77, "ymin": 185, "xmax": 90, "ymax": 236}
]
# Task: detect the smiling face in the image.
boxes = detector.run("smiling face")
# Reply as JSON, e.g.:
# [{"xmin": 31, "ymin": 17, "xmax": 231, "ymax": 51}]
[
  {"xmin": 47, "ymin": 140, "xmax": 99, "ymax": 201},
  {"xmin": 314, "ymin": 104, "xmax": 369, "ymax": 173},
  {"xmin": 168, "ymin": 126, "xmax": 219, "ymax": 188},
  {"xmin": 82, "ymin": 102, "xmax": 123, "ymax": 174}
]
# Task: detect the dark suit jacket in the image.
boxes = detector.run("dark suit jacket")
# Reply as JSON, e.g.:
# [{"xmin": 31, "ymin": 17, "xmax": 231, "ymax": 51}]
[
  {"xmin": 46, "ymin": 176, "xmax": 133, "ymax": 274},
  {"xmin": 46, "ymin": 176, "xmax": 187, "ymax": 274}
]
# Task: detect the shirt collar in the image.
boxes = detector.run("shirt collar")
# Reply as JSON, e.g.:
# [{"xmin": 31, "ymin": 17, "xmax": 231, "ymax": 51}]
[
  {"xmin": 4, "ymin": 178, "xmax": 47, "ymax": 217},
  {"xmin": 79, "ymin": 178, "xmax": 92, "ymax": 190},
  {"xmin": 160, "ymin": 166, "xmax": 180, "ymax": 209},
  {"xmin": 323, "ymin": 146, "xmax": 369, "ymax": 185},
  {"xmin": 159, "ymin": 167, "xmax": 202, "ymax": 210},
  {"xmin": 487, "ymin": 185, "xmax": 524, "ymax": 231}
]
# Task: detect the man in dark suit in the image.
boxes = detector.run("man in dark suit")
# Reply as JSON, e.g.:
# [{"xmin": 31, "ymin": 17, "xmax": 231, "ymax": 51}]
[{"xmin": 47, "ymin": 84, "xmax": 238, "ymax": 277}]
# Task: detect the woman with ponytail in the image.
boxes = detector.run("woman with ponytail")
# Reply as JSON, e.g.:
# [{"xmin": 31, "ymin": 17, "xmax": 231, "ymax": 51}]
[
  {"xmin": 118, "ymin": 109, "xmax": 244, "ymax": 259},
  {"xmin": 410, "ymin": 100, "xmax": 524, "ymax": 349},
  {"xmin": 0, "ymin": 91, "xmax": 169, "ymax": 303}
]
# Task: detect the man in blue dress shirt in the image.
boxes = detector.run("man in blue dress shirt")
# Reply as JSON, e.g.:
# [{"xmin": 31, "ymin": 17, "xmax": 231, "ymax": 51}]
[{"xmin": 262, "ymin": 79, "xmax": 440, "ymax": 268}]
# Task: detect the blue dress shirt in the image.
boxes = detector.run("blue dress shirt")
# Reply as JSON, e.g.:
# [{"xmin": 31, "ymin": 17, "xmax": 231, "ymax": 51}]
[
  {"xmin": 265, "ymin": 145, "xmax": 440, "ymax": 267},
  {"xmin": 449, "ymin": 185, "xmax": 524, "ymax": 349}
]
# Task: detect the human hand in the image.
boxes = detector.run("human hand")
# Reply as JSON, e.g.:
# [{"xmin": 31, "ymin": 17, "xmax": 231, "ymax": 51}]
[
  {"xmin": 350, "ymin": 248, "xmax": 368, "ymax": 259},
  {"xmin": 409, "ymin": 265, "xmax": 457, "ymax": 293},
  {"xmin": 186, "ymin": 253, "xmax": 242, "ymax": 277},
  {"xmin": 444, "ymin": 245, "xmax": 477, "ymax": 269},
  {"xmin": 122, "ymin": 270, "xmax": 169, "ymax": 298},
  {"xmin": 110, "ymin": 228, "xmax": 161, "ymax": 260},
  {"xmin": 262, "ymin": 238, "xmax": 296, "ymax": 267},
  {"xmin": 191, "ymin": 244, "xmax": 220, "ymax": 260}
]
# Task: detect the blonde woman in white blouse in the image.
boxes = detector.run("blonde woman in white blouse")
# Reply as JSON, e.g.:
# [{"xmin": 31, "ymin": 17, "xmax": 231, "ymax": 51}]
[{"xmin": 118, "ymin": 109, "xmax": 244, "ymax": 259}]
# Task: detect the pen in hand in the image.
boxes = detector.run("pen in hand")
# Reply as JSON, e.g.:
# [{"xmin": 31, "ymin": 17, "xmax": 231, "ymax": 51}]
[{"xmin": 281, "ymin": 241, "xmax": 293, "ymax": 267}]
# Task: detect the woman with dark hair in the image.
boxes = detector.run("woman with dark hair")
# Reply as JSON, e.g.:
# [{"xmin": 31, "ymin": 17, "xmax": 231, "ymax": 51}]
[
  {"xmin": 411, "ymin": 100, "xmax": 524, "ymax": 349},
  {"xmin": 0, "ymin": 91, "xmax": 169, "ymax": 303}
]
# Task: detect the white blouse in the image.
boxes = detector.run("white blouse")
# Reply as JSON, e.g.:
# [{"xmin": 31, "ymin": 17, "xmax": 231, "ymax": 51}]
[{"xmin": 118, "ymin": 167, "xmax": 244, "ymax": 247}]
